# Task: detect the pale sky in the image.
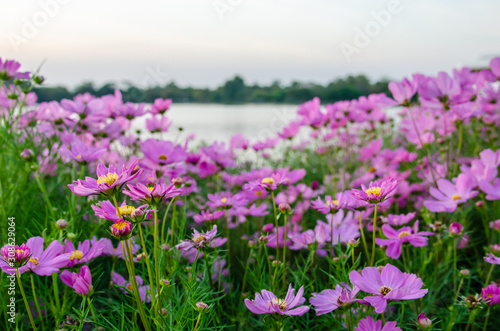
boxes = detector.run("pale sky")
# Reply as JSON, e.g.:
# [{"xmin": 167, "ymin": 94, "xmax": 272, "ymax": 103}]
[{"xmin": 2, "ymin": 0, "xmax": 500, "ymax": 88}]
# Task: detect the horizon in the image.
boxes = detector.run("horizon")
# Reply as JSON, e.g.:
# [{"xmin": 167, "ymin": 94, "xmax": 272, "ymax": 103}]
[{"xmin": 2, "ymin": 0, "xmax": 500, "ymax": 89}]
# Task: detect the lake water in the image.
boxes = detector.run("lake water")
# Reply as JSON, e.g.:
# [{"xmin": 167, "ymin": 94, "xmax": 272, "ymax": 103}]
[{"xmin": 132, "ymin": 103, "xmax": 301, "ymax": 144}]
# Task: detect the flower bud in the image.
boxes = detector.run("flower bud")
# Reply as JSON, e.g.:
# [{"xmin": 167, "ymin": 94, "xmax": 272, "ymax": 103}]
[
  {"xmin": 160, "ymin": 308, "xmax": 168, "ymax": 316},
  {"xmin": 56, "ymin": 219, "xmax": 68, "ymax": 229},
  {"xmin": 262, "ymin": 223, "xmax": 274, "ymax": 232},
  {"xmin": 490, "ymin": 220, "xmax": 500, "ymax": 231},
  {"xmin": 332, "ymin": 257, "xmax": 340, "ymax": 262},
  {"xmin": 0, "ymin": 244, "xmax": 31, "ymax": 267},
  {"xmin": 491, "ymin": 244, "xmax": 500, "ymax": 253},
  {"xmin": 377, "ymin": 266, "xmax": 384, "ymax": 272},
  {"xmin": 475, "ymin": 200, "xmax": 484, "ymax": 208},
  {"xmin": 67, "ymin": 232, "xmax": 77, "ymax": 240},
  {"xmin": 171, "ymin": 177, "xmax": 184, "ymax": 188},
  {"xmin": 259, "ymin": 235, "xmax": 269, "ymax": 244},
  {"xmin": 136, "ymin": 252, "xmax": 146, "ymax": 262},
  {"xmin": 33, "ymin": 75, "xmax": 45, "ymax": 85},
  {"xmin": 278, "ymin": 203, "xmax": 292, "ymax": 214},
  {"xmin": 160, "ymin": 279, "xmax": 170, "ymax": 286},
  {"xmin": 449, "ymin": 222, "xmax": 463, "ymax": 236},
  {"xmin": 196, "ymin": 302, "xmax": 209, "ymax": 310},
  {"xmin": 20, "ymin": 149, "xmax": 34, "ymax": 161},
  {"xmin": 311, "ymin": 180, "xmax": 319, "ymax": 190},
  {"xmin": 110, "ymin": 220, "xmax": 133, "ymax": 240},
  {"xmin": 272, "ymin": 260, "xmax": 282, "ymax": 267},
  {"xmin": 459, "ymin": 269, "xmax": 470, "ymax": 278},
  {"xmin": 162, "ymin": 244, "xmax": 170, "ymax": 251},
  {"xmin": 417, "ymin": 312, "xmax": 432, "ymax": 329},
  {"xmin": 347, "ymin": 238, "xmax": 359, "ymax": 248},
  {"xmin": 248, "ymin": 240, "xmax": 256, "ymax": 248},
  {"xmin": 130, "ymin": 208, "xmax": 145, "ymax": 222}
]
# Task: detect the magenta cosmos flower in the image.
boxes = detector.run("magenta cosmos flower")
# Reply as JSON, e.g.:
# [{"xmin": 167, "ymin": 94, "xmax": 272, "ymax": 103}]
[
  {"xmin": 123, "ymin": 182, "xmax": 181, "ymax": 205},
  {"xmin": 92, "ymin": 200, "xmax": 148, "ymax": 222},
  {"xmin": 349, "ymin": 263, "xmax": 428, "ymax": 313},
  {"xmin": 0, "ymin": 237, "xmax": 71, "ymax": 276},
  {"xmin": 64, "ymin": 239, "xmax": 105, "ymax": 268},
  {"xmin": 375, "ymin": 221, "xmax": 434, "ymax": 259},
  {"xmin": 351, "ymin": 178, "xmax": 398, "ymax": 204},
  {"xmin": 59, "ymin": 140, "xmax": 106, "ymax": 164},
  {"xmin": 193, "ymin": 210, "xmax": 225, "ymax": 224},
  {"xmin": 68, "ymin": 159, "xmax": 143, "ymax": 196},
  {"xmin": 482, "ymin": 284, "xmax": 500, "ymax": 305},
  {"xmin": 484, "ymin": 253, "xmax": 500, "ymax": 265},
  {"xmin": 60, "ymin": 265, "xmax": 93, "ymax": 296},
  {"xmin": 310, "ymin": 283, "xmax": 366, "ymax": 315},
  {"xmin": 355, "ymin": 316, "xmax": 402, "ymax": 331},
  {"xmin": 0, "ymin": 58, "xmax": 30, "ymax": 80},
  {"xmin": 140, "ymin": 139, "xmax": 187, "ymax": 170},
  {"xmin": 423, "ymin": 174, "xmax": 478, "ymax": 213},
  {"xmin": 244, "ymin": 284, "xmax": 309, "ymax": 316},
  {"xmin": 176, "ymin": 225, "xmax": 219, "ymax": 251},
  {"xmin": 479, "ymin": 178, "xmax": 500, "ymax": 201},
  {"xmin": 311, "ymin": 191, "xmax": 357, "ymax": 214}
]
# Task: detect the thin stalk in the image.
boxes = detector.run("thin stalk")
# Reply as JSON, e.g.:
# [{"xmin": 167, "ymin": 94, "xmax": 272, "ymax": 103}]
[
  {"xmin": 453, "ymin": 239, "xmax": 457, "ymax": 294},
  {"xmin": 87, "ymin": 297, "xmax": 97, "ymax": 324},
  {"xmin": 401, "ymin": 303, "xmax": 405, "ymax": 323},
  {"xmin": 483, "ymin": 306, "xmax": 491, "ymax": 331},
  {"xmin": 371, "ymin": 204, "xmax": 378, "ymax": 266},
  {"xmin": 138, "ymin": 224, "xmax": 155, "ymax": 306},
  {"xmin": 161, "ymin": 198, "xmax": 175, "ymax": 244},
  {"xmin": 170, "ymin": 198, "xmax": 178, "ymax": 248},
  {"xmin": 52, "ymin": 273, "xmax": 61, "ymax": 323},
  {"xmin": 271, "ymin": 191, "xmax": 279, "ymax": 262},
  {"xmin": 351, "ymin": 247, "xmax": 355, "ymax": 267},
  {"xmin": 241, "ymin": 248, "xmax": 254, "ymax": 293},
  {"xmin": 225, "ymin": 209, "xmax": 231, "ymax": 272},
  {"xmin": 17, "ymin": 269, "xmax": 37, "ymax": 331},
  {"xmin": 30, "ymin": 274, "xmax": 44, "ymax": 329},
  {"xmin": 358, "ymin": 212, "xmax": 369, "ymax": 261},
  {"xmin": 194, "ymin": 311, "xmax": 203, "ymax": 331},
  {"xmin": 282, "ymin": 214, "xmax": 287, "ymax": 289},
  {"xmin": 263, "ymin": 244, "xmax": 273, "ymax": 285},
  {"xmin": 205, "ymin": 256, "xmax": 214, "ymax": 288},
  {"xmin": 153, "ymin": 206, "xmax": 161, "ymax": 316},
  {"xmin": 34, "ymin": 172, "xmax": 55, "ymax": 219},
  {"xmin": 484, "ymin": 264, "xmax": 494, "ymax": 286}
]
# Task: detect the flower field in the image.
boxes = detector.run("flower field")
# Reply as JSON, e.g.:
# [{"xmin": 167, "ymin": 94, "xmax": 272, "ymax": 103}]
[{"xmin": 0, "ymin": 57, "xmax": 499, "ymax": 330}]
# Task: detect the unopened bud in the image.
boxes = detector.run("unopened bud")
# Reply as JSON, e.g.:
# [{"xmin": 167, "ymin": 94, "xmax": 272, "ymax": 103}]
[
  {"xmin": 196, "ymin": 302, "xmax": 208, "ymax": 310},
  {"xmin": 171, "ymin": 177, "xmax": 184, "ymax": 188},
  {"xmin": 278, "ymin": 203, "xmax": 292, "ymax": 214},
  {"xmin": 162, "ymin": 244, "xmax": 170, "ymax": 251},
  {"xmin": 160, "ymin": 279, "xmax": 170, "ymax": 286},
  {"xmin": 131, "ymin": 209, "xmax": 145, "ymax": 222},
  {"xmin": 459, "ymin": 269, "xmax": 470, "ymax": 278},
  {"xmin": 491, "ymin": 244, "xmax": 500, "ymax": 253},
  {"xmin": 475, "ymin": 201, "xmax": 484, "ymax": 208},
  {"xmin": 20, "ymin": 149, "xmax": 34, "ymax": 161},
  {"xmin": 272, "ymin": 260, "xmax": 282, "ymax": 267},
  {"xmin": 248, "ymin": 240, "xmax": 256, "ymax": 247},
  {"xmin": 347, "ymin": 239, "xmax": 359, "ymax": 248},
  {"xmin": 417, "ymin": 312, "xmax": 432, "ymax": 329},
  {"xmin": 259, "ymin": 235, "xmax": 269, "ymax": 244},
  {"xmin": 160, "ymin": 308, "xmax": 168, "ymax": 316},
  {"xmin": 56, "ymin": 219, "xmax": 68, "ymax": 229},
  {"xmin": 136, "ymin": 253, "xmax": 146, "ymax": 262},
  {"xmin": 67, "ymin": 232, "xmax": 77, "ymax": 240},
  {"xmin": 449, "ymin": 222, "xmax": 463, "ymax": 236},
  {"xmin": 262, "ymin": 223, "xmax": 274, "ymax": 232}
]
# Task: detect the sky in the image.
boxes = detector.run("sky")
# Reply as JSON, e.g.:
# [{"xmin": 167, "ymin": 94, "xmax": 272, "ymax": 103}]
[{"xmin": 2, "ymin": 0, "xmax": 500, "ymax": 89}]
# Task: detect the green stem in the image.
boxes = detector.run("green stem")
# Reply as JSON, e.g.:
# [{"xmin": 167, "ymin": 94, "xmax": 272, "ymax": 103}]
[
  {"xmin": 401, "ymin": 303, "xmax": 405, "ymax": 324},
  {"xmin": 282, "ymin": 214, "xmax": 287, "ymax": 289},
  {"xmin": 263, "ymin": 244, "xmax": 273, "ymax": 287},
  {"xmin": 52, "ymin": 273, "xmax": 61, "ymax": 323},
  {"xmin": 35, "ymin": 172, "xmax": 55, "ymax": 219},
  {"xmin": 453, "ymin": 239, "xmax": 457, "ymax": 294},
  {"xmin": 194, "ymin": 311, "xmax": 203, "ymax": 331},
  {"xmin": 358, "ymin": 213, "xmax": 369, "ymax": 261},
  {"xmin": 138, "ymin": 225, "xmax": 155, "ymax": 312},
  {"xmin": 225, "ymin": 209, "xmax": 231, "ymax": 272},
  {"xmin": 161, "ymin": 198, "xmax": 175, "ymax": 244},
  {"xmin": 241, "ymin": 248, "xmax": 254, "ymax": 293},
  {"xmin": 205, "ymin": 256, "xmax": 214, "ymax": 288},
  {"xmin": 153, "ymin": 206, "xmax": 161, "ymax": 317},
  {"xmin": 87, "ymin": 297, "xmax": 97, "ymax": 324},
  {"xmin": 271, "ymin": 192, "xmax": 279, "ymax": 262},
  {"xmin": 483, "ymin": 306, "xmax": 491, "ymax": 331},
  {"xmin": 30, "ymin": 274, "xmax": 44, "ymax": 329},
  {"xmin": 170, "ymin": 198, "xmax": 178, "ymax": 248},
  {"xmin": 484, "ymin": 264, "xmax": 494, "ymax": 286},
  {"xmin": 371, "ymin": 204, "xmax": 378, "ymax": 266},
  {"xmin": 17, "ymin": 269, "xmax": 37, "ymax": 331}
]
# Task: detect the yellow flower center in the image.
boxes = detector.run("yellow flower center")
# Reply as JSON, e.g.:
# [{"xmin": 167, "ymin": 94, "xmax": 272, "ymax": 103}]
[
  {"xmin": 15, "ymin": 249, "xmax": 27, "ymax": 255},
  {"xmin": 262, "ymin": 177, "xmax": 275, "ymax": 185},
  {"xmin": 126, "ymin": 284, "xmax": 134, "ymax": 291},
  {"xmin": 221, "ymin": 198, "xmax": 227, "ymax": 204},
  {"xmin": 148, "ymin": 186, "xmax": 154, "ymax": 192},
  {"xmin": 255, "ymin": 190, "xmax": 263, "ymax": 196},
  {"xmin": 379, "ymin": 286, "xmax": 392, "ymax": 296},
  {"xmin": 69, "ymin": 250, "xmax": 84, "ymax": 261},
  {"xmin": 113, "ymin": 221, "xmax": 129, "ymax": 230},
  {"xmin": 29, "ymin": 257, "xmax": 39, "ymax": 266},
  {"xmin": 76, "ymin": 155, "xmax": 82, "ymax": 159},
  {"xmin": 97, "ymin": 172, "xmax": 119, "ymax": 186},
  {"xmin": 368, "ymin": 166, "xmax": 376, "ymax": 173},
  {"xmin": 270, "ymin": 298, "xmax": 287, "ymax": 311},
  {"xmin": 452, "ymin": 194, "xmax": 461, "ymax": 201},
  {"xmin": 118, "ymin": 205, "xmax": 136, "ymax": 216},
  {"xmin": 158, "ymin": 154, "xmax": 168, "ymax": 160},
  {"xmin": 365, "ymin": 187, "xmax": 382, "ymax": 197},
  {"xmin": 193, "ymin": 234, "xmax": 206, "ymax": 244},
  {"xmin": 398, "ymin": 231, "xmax": 411, "ymax": 239}
]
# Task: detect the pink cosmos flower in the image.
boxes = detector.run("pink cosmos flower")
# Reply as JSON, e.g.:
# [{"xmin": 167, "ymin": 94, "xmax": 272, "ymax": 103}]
[
  {"xmin": 349, "ymin": 263, "xmax": 428, "ymax": 313},
  {"xmin": 359, "ymin": 138, "xmax": 383, "ymax": 162},
  {"xmin": 193, "ymin": 210, "xmax": 225, "ymax": 224},
  {"xmin": 424, "ymin": 174, "xmax": 479, "ymax": 212},
  {"xmin": 0, "ymin": 58, "xmax": 30, "ymax": 80},
  {"xmin": 310, "ymin": 283, "xmax": 366, "ymax": 315},
  {"xmin": 0, "ymin": 237, "xmax": 71, "ymax": 276},
  {"xmin": 150, "ymin": 98, "xmax": 172, "ymax": 115},
  {"xmin": 146, "ymin": 115, "xmax": 172, "ymax": 133},
  {"xmin": 92, "ymin": 201, "xmax": 149, "ymax": 222},
  {"xmin": 484, "ymin": 253, "xmax": 500, "ymax": 265},
  {"xmin": 59, "ymin": 140, "xmax": 106, "ymax": 164},
  {"xmin": 383, "ymin": 212, "xmax": 416, "ymax": 226},
  {"xmin": 375, "ymin": 221, "xmax": 434, "ymax": 259},
  {"xmin": 176, "ymin": 225, "xmax": 219, "ymax": 251},
  {"xmin": 479, "ymin": 178, "xmax": 500, "ymax": 201},
  {"xmin": 111, "ymin": 271, "xmax": 151, "ymax": 303},
  {"xmin": 355, "ymin": 316, "xmax": 401, "ymax": 331},
  {"xmin": 91, "ymin": 237, "xmax": 139, "ymax": 261},
  {"xmin": 123, "ymin": 182, "xmax": 181, "ymax": 205},
  {"xmin": 244, "ymin": 284, "xmax": 309, "ymax": 316},
  {"xmin": 206, "ymin": 192, "xmax": 248, "ymax": 209},
  {"xmin": 311, "ymin": 191, "xmax": 357, "ymax": 214},
  {"xmin": 60, "ymin": 266, "xmax": 93, "ymax": 296},
  {"xmin": 481, "ymin": 284, "xmax": 500, "ymax": 305},
  {"xmin": 388, "ymin": 77, "xmax": 418, "ymax": 106},
  {"xmin": 64, "ymin": 239, "xmax": 105, "ymax": 268},
  {"xmin": 140, "ymin": 139, "xmax": 187, "ymax": 170},
  {"xmin": 351, "ymin": 178, "xmax": 398, "ymax": 204},
  {"xmin": 68, "ymin": 159, "xmax": 143, "ymax": 196}
]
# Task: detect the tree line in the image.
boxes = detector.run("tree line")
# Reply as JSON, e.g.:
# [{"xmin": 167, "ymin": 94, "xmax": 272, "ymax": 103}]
[{"xmin": 33, "ymin": 75, "xmax": 391, "ymax": 104}]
